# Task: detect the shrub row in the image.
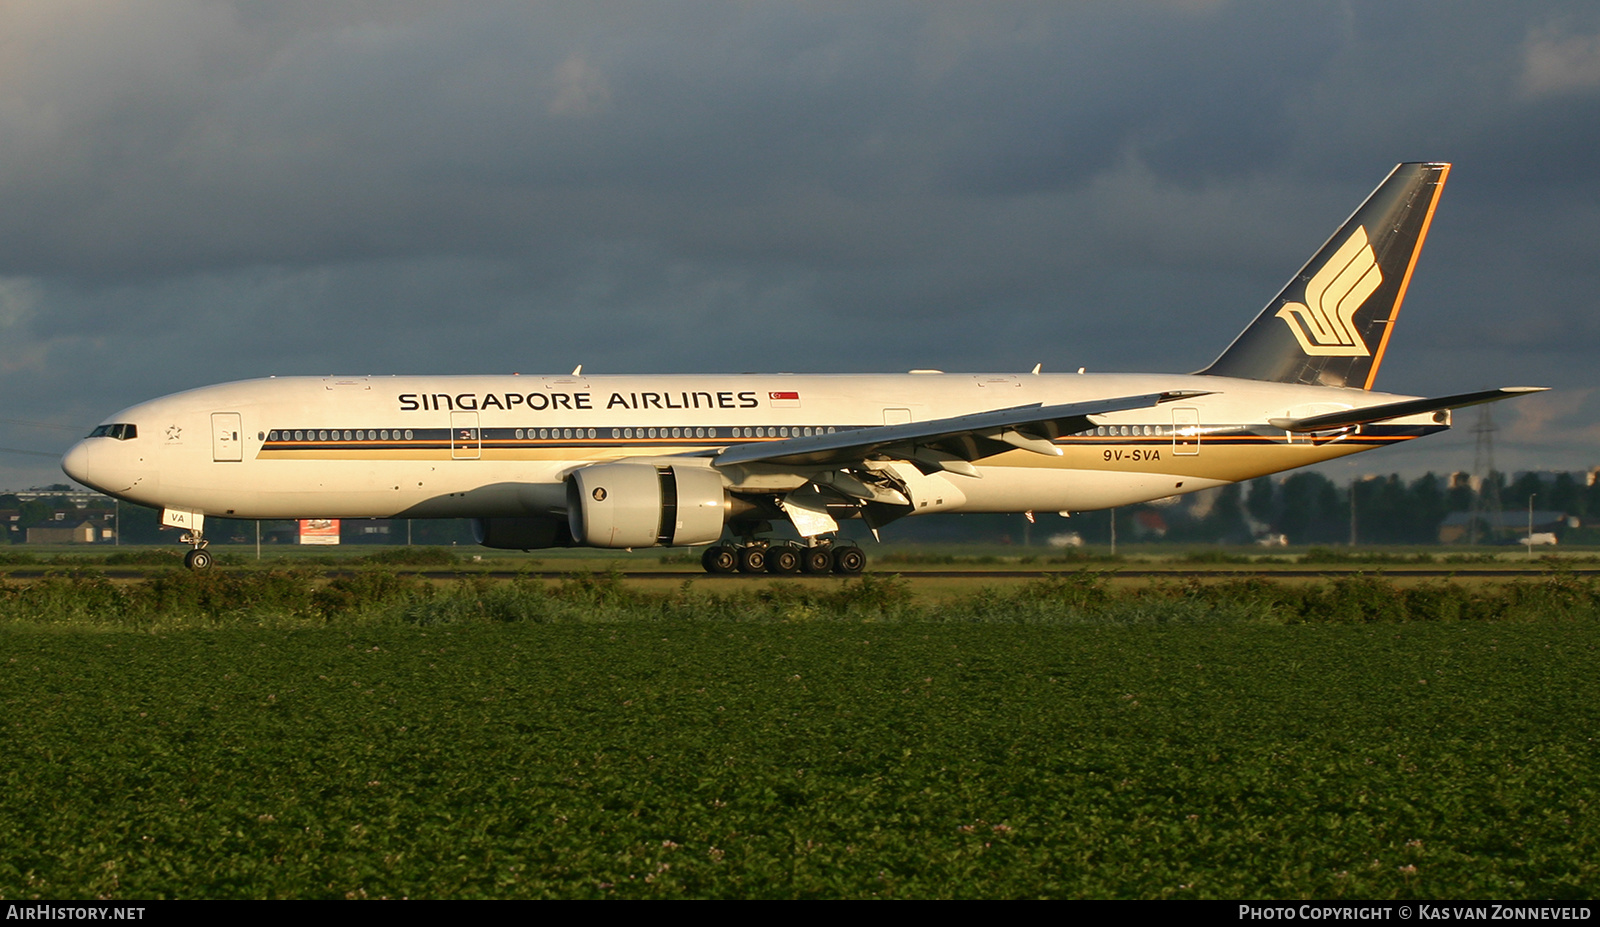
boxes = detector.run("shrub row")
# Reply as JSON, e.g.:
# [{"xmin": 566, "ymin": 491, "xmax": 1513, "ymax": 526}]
[{"xmin": 2, "ymin": 569, "xmax": 1598, "ymax": 630}]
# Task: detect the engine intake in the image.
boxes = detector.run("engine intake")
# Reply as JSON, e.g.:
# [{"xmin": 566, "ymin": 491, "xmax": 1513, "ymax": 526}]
[{"xmin": 566, "ymin": 463, "xmax": 728, "ymax": 548}]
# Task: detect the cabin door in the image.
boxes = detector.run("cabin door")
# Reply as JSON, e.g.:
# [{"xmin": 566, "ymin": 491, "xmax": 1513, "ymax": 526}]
[
  {"xmin": 211, "ymin": 413, "xmax": 243, "ymax": 462},
  {"xmin": 1171, "ymin": 407, "xmax": 1200, "ymax": 456}
]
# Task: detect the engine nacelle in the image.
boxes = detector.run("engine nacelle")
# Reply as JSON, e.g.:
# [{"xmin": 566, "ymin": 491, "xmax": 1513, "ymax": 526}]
[
  {"xmin": 473, "ymin": 516, "xmax": 575, "ymax": 550},
  {"xmin": 566, "ymin": 463, "xmax": 728, "ymax": 548}
]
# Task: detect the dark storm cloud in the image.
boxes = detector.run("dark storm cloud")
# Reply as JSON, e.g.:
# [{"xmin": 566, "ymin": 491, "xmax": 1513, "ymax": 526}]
[
  {"xmin": 3, "ymin": 0, "xmax": 1598, "ymax": 488},
  {"xmin": 0, "ymin": 3, "xmax": 1366, "ymax": 274}
]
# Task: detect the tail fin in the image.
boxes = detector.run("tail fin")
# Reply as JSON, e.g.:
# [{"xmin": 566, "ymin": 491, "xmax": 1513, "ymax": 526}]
[{"xmin": 1198, "ymin": 162, "xmax": 1450, "ymax": 389}]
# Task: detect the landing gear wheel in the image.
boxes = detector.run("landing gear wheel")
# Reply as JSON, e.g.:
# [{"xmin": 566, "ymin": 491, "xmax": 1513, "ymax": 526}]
[
  {"xmin": 737, "ymin": 546, "xmax": 768, "ymax": 574},
  {"xmin": 702, "ymin": 546, "xmax": 738, "ymax": 574},
  {"xmin": 801, "ymin": 547, "xmax": 834, "ymax": 574},
  {"xmin": 183, "ymin": 548, "xmax": 214, "ymax": 571},
  {"xmin": 832, "ymin": 547, "xmax": 866, "ymax": 574},
  {"xmin": 767, "ymin": 547, "xmax": 802, "ymax": 574}
]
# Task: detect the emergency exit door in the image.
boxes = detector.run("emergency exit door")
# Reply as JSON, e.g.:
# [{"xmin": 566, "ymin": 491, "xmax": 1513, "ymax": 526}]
[{"xmin": 451, "ymin": 411, "xmax": 481, "ymax": 459}]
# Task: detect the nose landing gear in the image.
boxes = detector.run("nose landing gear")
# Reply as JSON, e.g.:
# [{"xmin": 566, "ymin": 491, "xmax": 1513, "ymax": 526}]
[{"xmin": 180, "ymin": 530, "xmax": 212, "ymax": 571}]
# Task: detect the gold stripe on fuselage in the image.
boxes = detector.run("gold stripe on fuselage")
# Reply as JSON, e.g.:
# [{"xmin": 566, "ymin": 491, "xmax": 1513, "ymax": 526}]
[{"xmin": 255, "ymin": 430, "xmax": 1436, "ymax": 486}]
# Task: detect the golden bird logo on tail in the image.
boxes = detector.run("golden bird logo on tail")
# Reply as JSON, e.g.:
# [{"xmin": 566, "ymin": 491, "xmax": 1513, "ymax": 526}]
[{"xmin": 1276, "ymin": 225, "xmax": 1383, "ymax": 356}]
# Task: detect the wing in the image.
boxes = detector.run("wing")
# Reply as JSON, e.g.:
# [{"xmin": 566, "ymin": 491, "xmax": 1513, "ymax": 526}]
[
  {"xmin": 712, "ymin": 389, "xmax": 1211, "ymax": 473},
  {"xmin": 703, "ymin": 389, "xmax": 1208, "ymax": 536}
]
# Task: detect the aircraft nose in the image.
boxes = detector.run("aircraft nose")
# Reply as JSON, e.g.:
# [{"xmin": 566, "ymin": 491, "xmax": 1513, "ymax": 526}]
[{"xmin": 61, "ymin": 440, "xmax": 95, "ymax": 489}]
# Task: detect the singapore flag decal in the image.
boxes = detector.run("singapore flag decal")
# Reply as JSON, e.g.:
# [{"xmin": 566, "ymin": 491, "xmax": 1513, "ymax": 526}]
[{"xmin": 1276, "ymin": 225, "xmax": 1383, "ymax": 357}]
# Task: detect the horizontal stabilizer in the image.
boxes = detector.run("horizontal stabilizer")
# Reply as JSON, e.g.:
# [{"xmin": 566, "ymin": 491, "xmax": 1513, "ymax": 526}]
[{"xmin": 1269, "ymin": 387, "xmax": 1547, "ymax": 433}]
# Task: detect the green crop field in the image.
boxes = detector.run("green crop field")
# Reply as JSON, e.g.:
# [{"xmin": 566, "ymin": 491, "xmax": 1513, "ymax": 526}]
[{"xmin": 1, "ymin": 571, "xmax": 1597, "ymax": 899}]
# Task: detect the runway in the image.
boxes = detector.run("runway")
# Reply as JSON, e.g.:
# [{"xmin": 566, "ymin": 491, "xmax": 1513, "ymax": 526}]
[{"xmin": 5, "ymin": 567, "xmax": 1594, "ymax": 581}]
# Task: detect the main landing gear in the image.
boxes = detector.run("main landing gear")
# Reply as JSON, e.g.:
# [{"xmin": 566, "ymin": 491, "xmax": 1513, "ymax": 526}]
[
  {"xmin": 700, "ymin": 541, "xmax": 866, "ymax": 575},
  {"xmin": 181, "ymin": 530, "xmax": 212, "ymax": 571}
]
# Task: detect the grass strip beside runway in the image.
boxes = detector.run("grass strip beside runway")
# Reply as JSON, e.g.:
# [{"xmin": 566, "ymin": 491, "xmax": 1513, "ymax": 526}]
[{"xmin": 1, "ymin": 585, "xmax": 1596, "ymax": 898}]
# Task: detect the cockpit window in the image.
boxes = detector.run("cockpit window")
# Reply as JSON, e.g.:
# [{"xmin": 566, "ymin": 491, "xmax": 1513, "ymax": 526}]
[{"xmin": 87, "ymin": 423, "xmax": 138, "ymax": 440}]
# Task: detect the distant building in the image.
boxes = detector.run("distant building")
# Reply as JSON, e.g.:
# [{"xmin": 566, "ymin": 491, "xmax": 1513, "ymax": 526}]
[
  {"xmin": 26, "ymin": 520, "xmax": 99, "ymax": 544},
  {"xmin": 1132, "ymin": 509, "xmax": 1168, "ymax": 538},
  {"xmin": 1438, "ymin": 510, "xmax": 1571, "ymax": 545},
  {"xmin": 9, "ymin": 489, "xmax": 112, "ymax": 506},
  {"xmin": 2, "ymin": 488, "xmax": 119, "ymax": 544}
]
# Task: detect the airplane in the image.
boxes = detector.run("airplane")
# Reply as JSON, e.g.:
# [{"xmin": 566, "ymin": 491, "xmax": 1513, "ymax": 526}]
[{"xmin": 62, "ymin": 162, "xmax": 1545, "ymax": 573}]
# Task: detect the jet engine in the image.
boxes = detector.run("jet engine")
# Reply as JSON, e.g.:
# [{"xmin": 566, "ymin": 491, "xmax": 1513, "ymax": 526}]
[
  {"xmin": 473, "ymin": 516, "xmax": 574, "ymax": 551},
  {"xmin": 566, "ymin": 463, "xmax": 728, "ymax": 548}
]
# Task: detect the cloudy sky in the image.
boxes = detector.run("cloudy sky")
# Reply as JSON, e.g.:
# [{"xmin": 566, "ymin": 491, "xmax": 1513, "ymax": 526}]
[{"xmin": 3, "ymin": 0, "xmax": 1597, "ymax": 489}]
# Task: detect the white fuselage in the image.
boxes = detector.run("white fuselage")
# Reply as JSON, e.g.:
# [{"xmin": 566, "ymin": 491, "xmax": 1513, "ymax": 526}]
[{"xmin": 61, "ymin": 371, "xmax": 1444, "ymax": 523}]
